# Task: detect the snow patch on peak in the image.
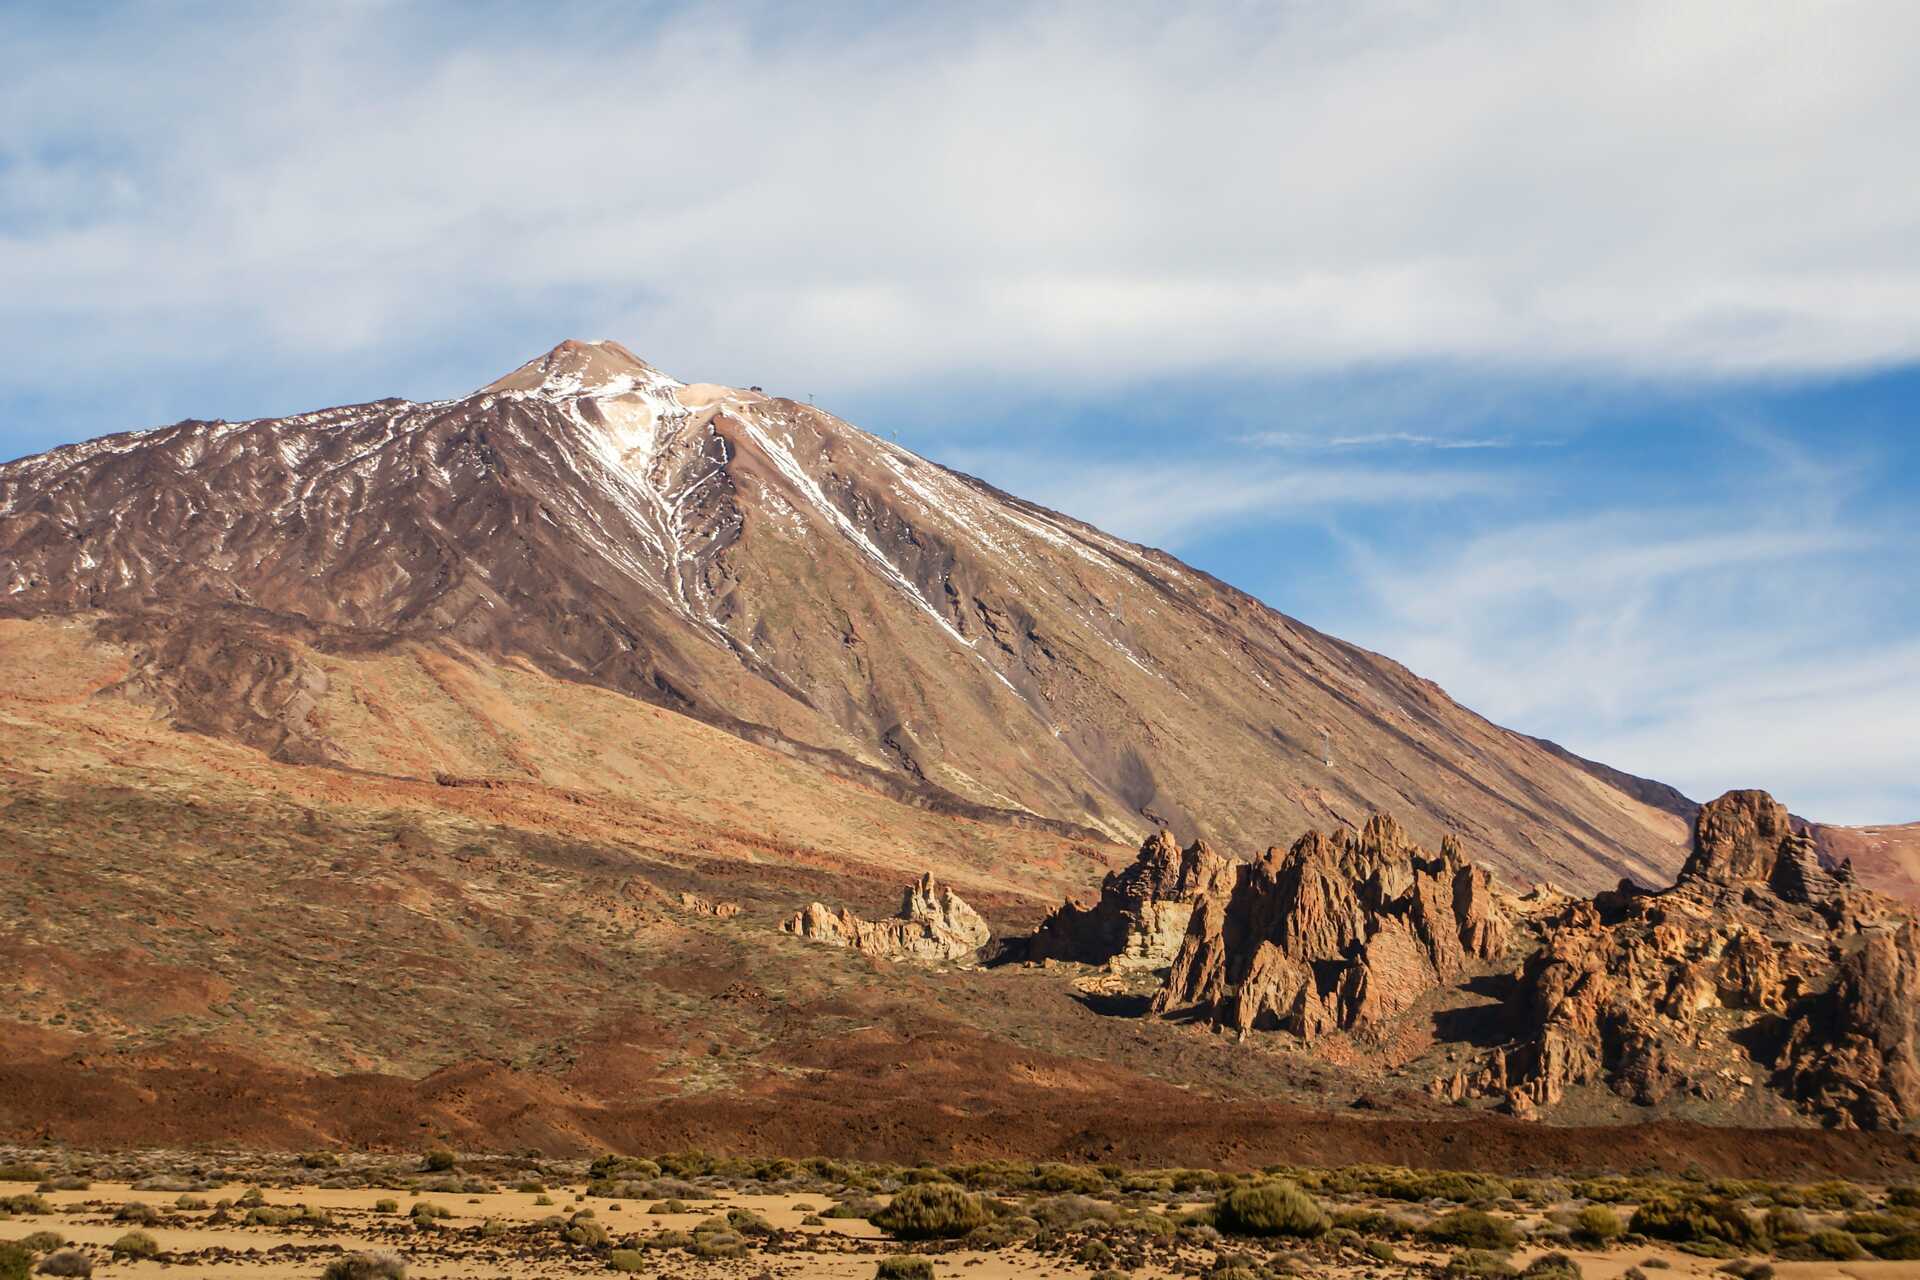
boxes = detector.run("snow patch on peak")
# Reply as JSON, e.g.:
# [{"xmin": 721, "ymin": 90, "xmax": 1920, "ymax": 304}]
[{"xmin": 482, "ymin": 338, "xmax": 682, "ymax": 400}]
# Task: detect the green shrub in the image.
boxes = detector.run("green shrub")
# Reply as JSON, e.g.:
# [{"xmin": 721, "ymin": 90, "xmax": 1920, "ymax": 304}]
[
  {"xmin": 110, "ymin": 1231, "xmax": 161, "ymax": 1259},
  {"xmin": 1889, "ymin": 1186, "xmax": 1920, "ymax": 1210},
  {"xmin": 1521, "ymin": 1253, "xmax": 1583, "ymax": 1280},
  {"xmin": 1809, "ymin": 1229, "xmax": 1865, "ymax": 1260},
  {"xmin": 423, "ymin": 1150, "xmax": 455, "ymax": 1173},
  {"xmin": 0, "ymin": 1166, "xmax": 45, "ymax": 1184},
  {"xmin": 1425, "ymin": 1210, "xmax": 1521, "ymax": 1251},
  {"xmin": 1573, "ymin": 1205, "xmax": 1623, "ymax": 1246},
  {"xmin": 802, "ymin": 1213, "xmax": 825, "ymax": 1226},
  {"xmin": 1364, "ymin": 1239, "xmax": 1398, "ymax": 1262},
  {"xmin": 1031, "ymin": 1164, "xmax": 1108, "ymax": 1195},
  {"xmin": 723, "ymin": 1207, "xmax": 774, "ymax": 1237},
  {"xmin": 534, "ymin": 1195, "xmax": 554, "ymax": 1206},
  {"xmin": 237, "ymin": 1187, "xmax": 266, "ymax": 1207},
  {"xmin": 375, "ymin": 1199, "xmax": 400, "ymax": 1214},
  {"xmin": 875, "ymin": 1257, "xmax": 934, "ymax": 1280},
  {"xmin": 31, "ymin": 1251, "xmax": 90, "ymax": 1280},
  {"xmin": 320, "ymin": 1252, "xmax": 408, "ymax": 1280},
  {"xmin": 16, "ymin": 1233, "xmax": 61, "ymax": 1254},
  {"xmin": 114, "ymin": 1202, "xmax": 159, "ymax": 1225},
  {"xmin": 0, "ymin": 1242, "xmax": 28, "ymax": 1280},
  {"xmin": 588, "ymin": 1156, "xmax": 660, "ymax": 1182},
  {"xmin": 566, "ymin": 1216, "xmax": 611, "ymax": 1247},
  {"xmin": 873, "ymin": 1184, "xmax": 989, "ymax": 1240},
  {"xmin": 607, "ymin": 1250, "xmax": 645, "ymax": 1273},
  {"xmin": 175, "ymin": 1195, "xmax": 209, "ymax": 1211},
  {"xmin": 1629, "ymin": 1198, "xmax": 1758, "ymax": 1251},
  {"xmin": 688, "ymin": 1229, "xmax": 746, "ymax": 1259},
  {"xmin": 1445, "ymin": 1250, "xmax": 1518, "ymax": 1278},
  {"xmin": 1872, "ymin": 1232, "xmax": 1920, "ymax": 1260},
  {"xmin": 1213, "ymin": 1180, "xmax": 1328, "ymax": 1238}
]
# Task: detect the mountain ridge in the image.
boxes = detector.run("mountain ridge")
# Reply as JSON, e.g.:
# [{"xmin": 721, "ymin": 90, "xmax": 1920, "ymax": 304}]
[{"xmin": 0, "ymin": 339, "xmax": 1719, "ymax": 891}]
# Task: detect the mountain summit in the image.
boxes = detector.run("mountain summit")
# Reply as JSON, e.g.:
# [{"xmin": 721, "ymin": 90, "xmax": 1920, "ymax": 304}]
[{"xmin": 0, "ymin": 341, "xmax": 1695, "ymax": 888}]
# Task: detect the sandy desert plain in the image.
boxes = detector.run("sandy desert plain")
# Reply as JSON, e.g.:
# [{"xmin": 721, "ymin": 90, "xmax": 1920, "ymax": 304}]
[{"xmin": 6, "ymin": 1148, "xmax": 1920, "ymax": 1280}]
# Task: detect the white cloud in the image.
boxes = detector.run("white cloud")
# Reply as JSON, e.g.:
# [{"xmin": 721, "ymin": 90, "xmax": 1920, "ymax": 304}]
[
  {"xmin": 4, "ymin": 2, "xmax": 1920, "ymax": 396},
  {"xmin": 1325, "ymin": 448, "xmax": 1917, "ymax": 825},
  {"xmin": 947, "ymin": 450, "xmax": 1509, "ymax": 546}
]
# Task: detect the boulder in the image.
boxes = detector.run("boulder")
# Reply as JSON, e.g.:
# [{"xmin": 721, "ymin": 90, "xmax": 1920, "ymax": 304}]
[
  {"xmin": 782, "ymin": 873, "xmax": 990, "ymax": 963},
  {"xmin": 1027, "ymin": 830, "xmax": 1236, "ymax": 967}
]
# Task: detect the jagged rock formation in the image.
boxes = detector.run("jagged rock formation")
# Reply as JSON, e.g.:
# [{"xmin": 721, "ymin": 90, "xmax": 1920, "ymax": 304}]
[
  {"xmin": 1025, "ymin": 830, "xmax": 1237, "ymax": 967},
  {"xmin": 1148, "ymin": 815, "xmax": 1510, "ymax": 1039},
  {"xmin": 1466, "ymin": 790, "xmax": 1920, "ymax": 1129},
  {"xmin": 782, "ymin": 874, "xmax": 991, "ymax": 962},
  {"xmin": 0, "ymin": 338, "xmax": 1698, "ymax": 891}
]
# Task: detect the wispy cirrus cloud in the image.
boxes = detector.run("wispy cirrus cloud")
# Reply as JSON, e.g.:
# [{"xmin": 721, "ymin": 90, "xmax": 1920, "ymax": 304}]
[{"xmin": 1235, "ymin": 431, "xmax": 1534, "ymax": 451}]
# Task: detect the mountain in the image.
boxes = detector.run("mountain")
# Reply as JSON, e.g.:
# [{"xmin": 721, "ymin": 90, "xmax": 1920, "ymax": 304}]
[{"xmin": 0, "ymin": 338, "xmax": 1690, "ymax": 891}]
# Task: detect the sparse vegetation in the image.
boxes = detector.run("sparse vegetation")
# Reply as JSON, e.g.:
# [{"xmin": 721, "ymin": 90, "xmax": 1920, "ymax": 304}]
[{"xmin": 875, "ymin": 1257, "xmax": 935, "ymax": 1280}]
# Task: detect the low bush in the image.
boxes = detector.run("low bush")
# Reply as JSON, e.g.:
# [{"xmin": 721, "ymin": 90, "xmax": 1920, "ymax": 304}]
[
  {"xmin": 33, "ymin": 1249, "xmax": 92, "ymax": 1279},
  {"xmin": 801, "ymin": 1214, "xmax": 825, "ymax": 1226},
  {"xmin": 875, "ymin": 1257, "xmax": 934, "ymax": 1280},
  {"xmin": 607, "ymin": 1249, "xmax": 645, "ymax": 1273},
  {"xmin": 723, "ymin": 1207, "xmax": 774, "ymax": 1237},
  {"xmin": 688, "ymin": 1229, "xmax": 746, "ymax": 1259},
  {"xmin": 565, "ymin": 1216, "xmax": 611, "ymax": 1247},
  {"xmin": 1889, "ymin": 1186, "xmax": 1920, "ymax": 1210},
  {"xmin": 1425, "ymin": 1210, "xmax": 1521, "ymax": 1251},
  {"xmin": 1213, "ymin": 1180, "xmax": 1328, "ymax": 1238},
  {"xmin": 0, "ymin": 1243, "xmax": 27, "ymax": 1280},
  {"xmin": 15, "ymin": 1235, "xmax": 60, "ymax": 1254},
  {"xmin": 375, "ymin": 1199, "xmax": 400, "ymax": 1214},
  {"xmin": 1363, "ymin": 1239, "xmax": 1399, "ymax": 1263},
  {"xmin": 320, "ymin": 1252, "xmax": 408, "ymax": 1280},
  {"xmin": 109, "ymin": 1231, "xmax": 160, "ymax": 1260},
  {"xmin": 1808, "ymin": 1229, "xmax": 1865, "ymax": 1260},
  {"xmin": 1870, "ymin": 1232, "xmax": 1920, "ymax": 1260},
  {"xmin": 873, "ymin": 1185, "xmax": 989, "ymax": 1240},
  {"xmin": 175, "ymin": 1195, "xmax": 209, "ymax": 1211},
  {"xmin": 1573, "ymin": 1205, "xmax": 1623, "ymax": 1246},
  {"xmin": 113, "ymin": 1202, "xmax": 159, "ymax": 1225},
  {"xmin": 1445, "ymin": 1249, "xmax": 1518, "ymax": 1278},
  {"xmin": 301, "ymin": 1153, "xmax": 341, "ymax": 1170},
  {"xmin": 1, "ymin": 1197, "xmax": 50, "ymax": 1216},
  {"xmin": 648, "ymin": 1199, "xmax": 689, "ymax": 1215},
  {"xmin": 1629, "ymin": 1198, "xmax": 1759, "ymax": 1253},
  {"xmin": 0, "ymin": 1166, "xmax": 45, "ymax": 1184},
  {"xmin": 1521, "ymin": 1253, "xmax": 1583, "ymax": 1280}
]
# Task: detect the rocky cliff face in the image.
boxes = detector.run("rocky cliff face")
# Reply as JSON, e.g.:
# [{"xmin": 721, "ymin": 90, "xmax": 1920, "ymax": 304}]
[
  {"xmin": 782, "ymin": 873, "xmax": 991, "ymax": 963},
  {"xmin": 0, "ymin": 339, "xmax": 1693, "ymax": 891},
  {"xmin": 1025, "ymin": 830, "xmax": 1237, "ymax": 968},
  {"xmin": 1147, "ymin": 814, "xmax": 1510, "ymax": 1039},
  {"xmin": 1462, "ymin": 790, "xmax": 1920, "ymax": 1129}
]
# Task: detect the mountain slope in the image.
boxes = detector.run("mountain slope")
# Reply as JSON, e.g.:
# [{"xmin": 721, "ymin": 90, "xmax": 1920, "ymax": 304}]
[{"xmin": 0, "ymin": 339, "xmax": 1689, "ymax": 890}]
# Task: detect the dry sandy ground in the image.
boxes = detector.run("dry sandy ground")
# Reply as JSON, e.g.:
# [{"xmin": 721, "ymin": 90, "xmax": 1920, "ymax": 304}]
[{"xmin": 7, "ymin": 1181, "xmax": 1919, "ymax": 1280}]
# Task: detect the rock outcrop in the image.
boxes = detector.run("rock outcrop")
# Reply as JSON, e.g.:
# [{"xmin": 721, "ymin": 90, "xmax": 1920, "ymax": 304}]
[
  {"xmin": 1467, "ymin": 789, "xmax": 1920, "ymax": 1129},
  {"xmin": 1149, "ymin": 815, "xmax": 1510, "ymax": 1040},
  {"xmin": 782, "ymin": 874, "xmax": 991, "ymax": 963},
  {"xmin": 1025, "ymin": 830, "xmax": 1237, "ymax": 968}
]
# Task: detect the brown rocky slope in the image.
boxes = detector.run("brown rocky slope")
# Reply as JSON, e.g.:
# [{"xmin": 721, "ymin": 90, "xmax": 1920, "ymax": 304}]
[{"xmin": 0, "ymin": 338, "xmax": 1693, "ymax": 892}]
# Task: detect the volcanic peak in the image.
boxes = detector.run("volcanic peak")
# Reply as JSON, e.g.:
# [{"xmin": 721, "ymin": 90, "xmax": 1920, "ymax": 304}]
[{"xmin": 482, "ymin": 338, "xmax": 680, "ymax": 400}]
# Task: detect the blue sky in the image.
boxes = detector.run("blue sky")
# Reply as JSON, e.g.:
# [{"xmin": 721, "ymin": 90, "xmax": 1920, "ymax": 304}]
[{"xmin": 2, "ymin": 2, "xmax": 1915, "ymax": 823}]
